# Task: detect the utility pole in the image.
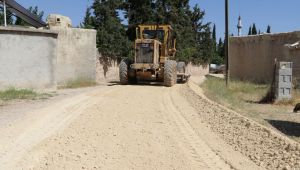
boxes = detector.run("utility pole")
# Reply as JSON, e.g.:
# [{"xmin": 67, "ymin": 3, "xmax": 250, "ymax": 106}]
[
  {"xmin": 3, "ymin": 0, "xmax": 7, "ymax": 27},
  {"xmin": 225, "ymin": 0, "xmax": 229, "ymax": 86}
]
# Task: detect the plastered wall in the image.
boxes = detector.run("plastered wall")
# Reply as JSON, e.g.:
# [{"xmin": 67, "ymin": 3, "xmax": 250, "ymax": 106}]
[
  {"xmin": 229, "ymin": 31, "xmax": 300, "ymax": 83},
  {"xmin": 0, "ymin": 27, "xmax": 58, "ymax": 90}
]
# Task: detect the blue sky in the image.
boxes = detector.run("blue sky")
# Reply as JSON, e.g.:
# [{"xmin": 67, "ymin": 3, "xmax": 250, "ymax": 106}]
[{"xmin": 14, "ymin": 0, "xmax": 300, "ymax": 39}]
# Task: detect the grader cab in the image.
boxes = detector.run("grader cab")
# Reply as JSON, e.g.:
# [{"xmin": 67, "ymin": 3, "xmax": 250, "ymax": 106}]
[{"xmin": 119, "ymin": 24, "xmax": 189, "ymax": 87}]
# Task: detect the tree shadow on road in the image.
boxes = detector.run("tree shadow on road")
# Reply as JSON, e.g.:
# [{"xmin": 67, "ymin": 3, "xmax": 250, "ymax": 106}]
[
  {"xmin": 266, "ymin": 119, "xmax": 300, "ymax": 137},
  {"xmin": 107, "ymin": 81, "xmax": 120, "ymax": 86},
  {"xmin": 107, "ymin": 81, "xmax": 164, "ymax": 87}
]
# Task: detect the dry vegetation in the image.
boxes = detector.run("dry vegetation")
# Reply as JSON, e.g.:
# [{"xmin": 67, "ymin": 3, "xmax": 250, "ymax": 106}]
[
  {"xmin": 0, "ymin": 88, "xmax": 51, "ymax": 101},
  {"xmin": 201, "ymin": 75, "xmax": 300, "ymax": 143}
]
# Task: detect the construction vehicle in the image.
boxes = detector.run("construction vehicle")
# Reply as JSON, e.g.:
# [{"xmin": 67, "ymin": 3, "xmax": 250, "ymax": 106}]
[{"xmin": 119, "ymin": 24, "xmax": 189, "ymax": 87}]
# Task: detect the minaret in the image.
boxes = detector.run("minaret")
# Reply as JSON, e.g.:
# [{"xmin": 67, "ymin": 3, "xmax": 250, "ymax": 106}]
[{"xmin": 237, "ymin": 15, "xmax": 242, "ymax": 36}]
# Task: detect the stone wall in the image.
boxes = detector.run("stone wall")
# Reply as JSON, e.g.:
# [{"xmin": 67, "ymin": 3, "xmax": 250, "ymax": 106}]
[
  {"xmin": 0, "ymin": 27, "xmax": 58, "ymax": 90},
  {"xmin": 52, "ymin": 27, "xmax": 97, "ymax": 85},
  {"xmin": 229, "ymin": 31, "xmax": 300, "ymax": 83}
]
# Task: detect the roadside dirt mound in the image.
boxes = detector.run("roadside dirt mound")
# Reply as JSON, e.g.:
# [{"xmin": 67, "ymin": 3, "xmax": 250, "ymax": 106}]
[{"xmin": 182, "ymin": 80, "xmax": 300, "ymax": 170}]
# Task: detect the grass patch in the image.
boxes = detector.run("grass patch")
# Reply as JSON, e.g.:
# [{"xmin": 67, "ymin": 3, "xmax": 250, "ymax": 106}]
[
  {"xmin": 60, "ymin": 79, "xmax": 97, "ymax": 89},
  {"xmin": 0, "ymin": 88, "xmax": 51, "ymax": 101},
  {"xmin": 201, "ymin": 76, "xmax": 300, "ymax": 143},
  {"xmin": 201, "ymin": 76, "xmax": 269, "ymax": 109}
]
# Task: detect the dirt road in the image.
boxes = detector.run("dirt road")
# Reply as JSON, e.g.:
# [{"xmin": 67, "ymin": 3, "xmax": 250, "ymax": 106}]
[{"xmin": 0, "ymin": 79, "xmax": 298, "ymax": 169}]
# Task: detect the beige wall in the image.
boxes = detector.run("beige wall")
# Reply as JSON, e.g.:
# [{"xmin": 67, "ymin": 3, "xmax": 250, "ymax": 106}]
[
  {"xmin": 51, "ymin": 27, "xmax": 97, "ymax": 85},
  {"xmin": 229, "ymin": 31, "xmax": 300, "ymax": 83},
  {"xmin": 0, "ymin": 27, "xmax": 58, "ymax": 90},
  {"xmin": 0, "ymin": 26, "xmax": 97, "ymax": 90},
  {"xmin": 289, "ymin": 48, "xmax": 300, "ymax": 83}
]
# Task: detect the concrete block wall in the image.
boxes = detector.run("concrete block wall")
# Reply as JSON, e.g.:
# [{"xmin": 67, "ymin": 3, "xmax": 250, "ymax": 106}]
[
  {"xmin": 0, "ymin": 27, "xmax": 58, "ymax": 90},
  {"xmin": 229, "ymin": 31, "xmax": 300, "ymax": 83},
  {"xmin": 52, "ymin": 27, "xmax": 97, "ymax": 85}
]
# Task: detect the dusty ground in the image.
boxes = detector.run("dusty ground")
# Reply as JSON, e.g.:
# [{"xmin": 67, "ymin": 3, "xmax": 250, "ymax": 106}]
[{"xmin": 0, "ymin": 66, "xmax": 299, "ymax": 170}]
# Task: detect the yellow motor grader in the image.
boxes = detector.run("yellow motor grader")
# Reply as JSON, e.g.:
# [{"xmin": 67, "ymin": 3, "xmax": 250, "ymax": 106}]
[{"xmin": 119, "ymin": 24, "xmax": 189, "ymax": 87}]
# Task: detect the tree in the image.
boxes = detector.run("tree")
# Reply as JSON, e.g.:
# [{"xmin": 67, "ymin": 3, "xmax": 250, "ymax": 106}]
[
  {"xmin": 266, "ymin": 25, "xmax": 271, "ymax": 33},
  {"xmin": 123, "ymin": 0, "xmax": 211, "ymax": 64},
  {"xmin": 210, "ymin": 24, "xmax": 222, "ymax": 64},
  {"xmin": 217, "ymin": 38, "xmax": 225, "ymax": 60},
  {"xmin": 81, "ymin": 7, "xmax": 94, "ymax": 29},
  {"xmin": 252, "ymin": 23, "xmax": 257, "ymax": 35},
  {"xmin": 15, "ymin": 6, "xmax": 44, "ymax": 26},
  {"xmin": 123, "ymin": 0, "xmax": 156, "ymax": 41},
  {"xmin": 212, "ymin": 24, "xmax": 216, "ymax": 43},
  {"xmin": 248, "ymin": 26, "xmax": 252, "ymax": 35},
  {"xmin": 92, "ymin": 0, "xmax": 132, "ymax": 62},
  {"xmin": 87, "ymin": 0, "xmax": 212, "ymax": 65},
  {"xmin": 0, "ymin": 6, "xmax": 14, "ymax": 25}
]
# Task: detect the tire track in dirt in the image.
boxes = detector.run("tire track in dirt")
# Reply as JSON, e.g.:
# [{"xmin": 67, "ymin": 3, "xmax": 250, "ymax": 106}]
[
  {"xmin": 161, "ymin": 88, "xmax": 233, "ymax": 170},
  {"xmin": 0, "ymin": 86, "xmax": 121, "ymax": 169}
]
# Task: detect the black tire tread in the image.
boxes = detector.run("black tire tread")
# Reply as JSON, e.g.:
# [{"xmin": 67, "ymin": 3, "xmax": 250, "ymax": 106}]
[
  {"xmin": 164, "ymin": 60, "xmax": 177, "ymax": 87},
  {"xmin": 119, "ymin": 59, "xmax": 129, "ymax": 85}
]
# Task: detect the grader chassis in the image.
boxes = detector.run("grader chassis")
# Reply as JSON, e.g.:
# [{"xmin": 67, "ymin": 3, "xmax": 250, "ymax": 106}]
[{"xmin": 119, "ymin": 24, "xmax": 189, "ymax": 87}]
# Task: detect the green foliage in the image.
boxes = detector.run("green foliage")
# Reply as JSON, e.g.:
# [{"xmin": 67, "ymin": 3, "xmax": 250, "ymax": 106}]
[
  {"xmin": 0, "ymin": 5, "xmax": 43, "ymax": 26},
  {"xmin": 92, "ymin": 0, "xmax": 132, "ymax": 61},
  {"xmin": 176, "ymin": 47, "xmax": 197, "ymax": 63},
  {"xmin": 0, "ymin": 6, "xmax": 14, "ymax": 25},
  {"xmin": 0, "ymin": 88, "xmax": 37, "ymax": 100},
  {"xmin": 122, "ymin": 0, "xmax": 214, "ymax": 64},
  {"xmin": 212, "ymin": 24, "xmax": 216, "ymax": 42},
  {"xmin": 266, "ymin": 25, "xmax": 271, "ymax": 33},
  {"xmin": 15, "ymin": 6, "xmax": 44, "ymax": 26},
  {"xmin": 211, "ymin": 27, "xmax": 225, "ymax": 65},
  {"xmin": 252, "ymin": 23, "xmax": 257, "ymax": 35},
  {"xmin": 201, "ymin": 76, "xmax": 269, "ymax": 109},
  {"xmin": 84, "ymin": 0, "xmax": 214, "ymax": 65},
  {"xmin": 123, "ymin": 0, "xmax": 156, "ymax": 40},
  {"xmin": 80, "ymin": 7, "xmax": 94, "ymax": 29},
  {"xmin": 248, "ymin": 26, "xmax": 252, "ymax": 35},
  {"xmin": 0, "ymin": 88, "xmax": 50, "ymax": 100}
]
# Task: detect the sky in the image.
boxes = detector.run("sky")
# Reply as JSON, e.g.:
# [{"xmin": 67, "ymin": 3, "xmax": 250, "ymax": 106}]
[{"xmin": 14, "ymin": 0, "xmax": 300, "ymax": 40}]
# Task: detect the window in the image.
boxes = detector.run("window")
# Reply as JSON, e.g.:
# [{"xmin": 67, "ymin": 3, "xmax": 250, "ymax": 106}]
[{"xmin": 142, "ymin": 30, "xmax": 165, "ymax": 42}]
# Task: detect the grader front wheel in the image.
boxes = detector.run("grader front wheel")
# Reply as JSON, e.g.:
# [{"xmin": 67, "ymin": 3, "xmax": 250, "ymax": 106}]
[
  {"xmin": 119, "ymin": 59, "xmax": 137, "ymax": 85},
  {"xmin": 164, "ymin": 60, "xmax": 177, "ymax": 87},
  {"xmin": 119, "ymin": 59, "xmax": 129, "ymax": 85}
]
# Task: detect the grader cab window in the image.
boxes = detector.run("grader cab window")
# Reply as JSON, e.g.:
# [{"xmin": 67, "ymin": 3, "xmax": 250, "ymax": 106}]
[{"xmin": 142, "ymin": 30, "xmax": 165, "ymax": 42}]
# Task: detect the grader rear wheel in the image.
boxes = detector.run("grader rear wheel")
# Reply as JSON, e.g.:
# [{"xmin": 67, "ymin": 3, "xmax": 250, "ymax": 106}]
[{"xmin": 164, "ymin": 60, "xmax": 177, "ymax": 87}]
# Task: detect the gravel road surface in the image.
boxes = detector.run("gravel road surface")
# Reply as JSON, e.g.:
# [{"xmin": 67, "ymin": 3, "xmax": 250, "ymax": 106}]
[{"xmin": 0, "ymin": 78, "xmax": 298, "ymax": 169}]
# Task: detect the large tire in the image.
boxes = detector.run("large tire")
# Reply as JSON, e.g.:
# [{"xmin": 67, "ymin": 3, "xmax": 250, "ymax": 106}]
[
  {"xmin": 128, "ymin": 69, "xmax": 137, "ymax": 84},
  {"xmin": 119, "ymin": 59, "xmax": 129, "ymax": 85},
  {"xmin": 177, "ymin": 62, "xmax": 186, "ymax": 74},
  {"xmin": 164, "ymin": 60, "xmax": 177, "ymax": 87}
]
